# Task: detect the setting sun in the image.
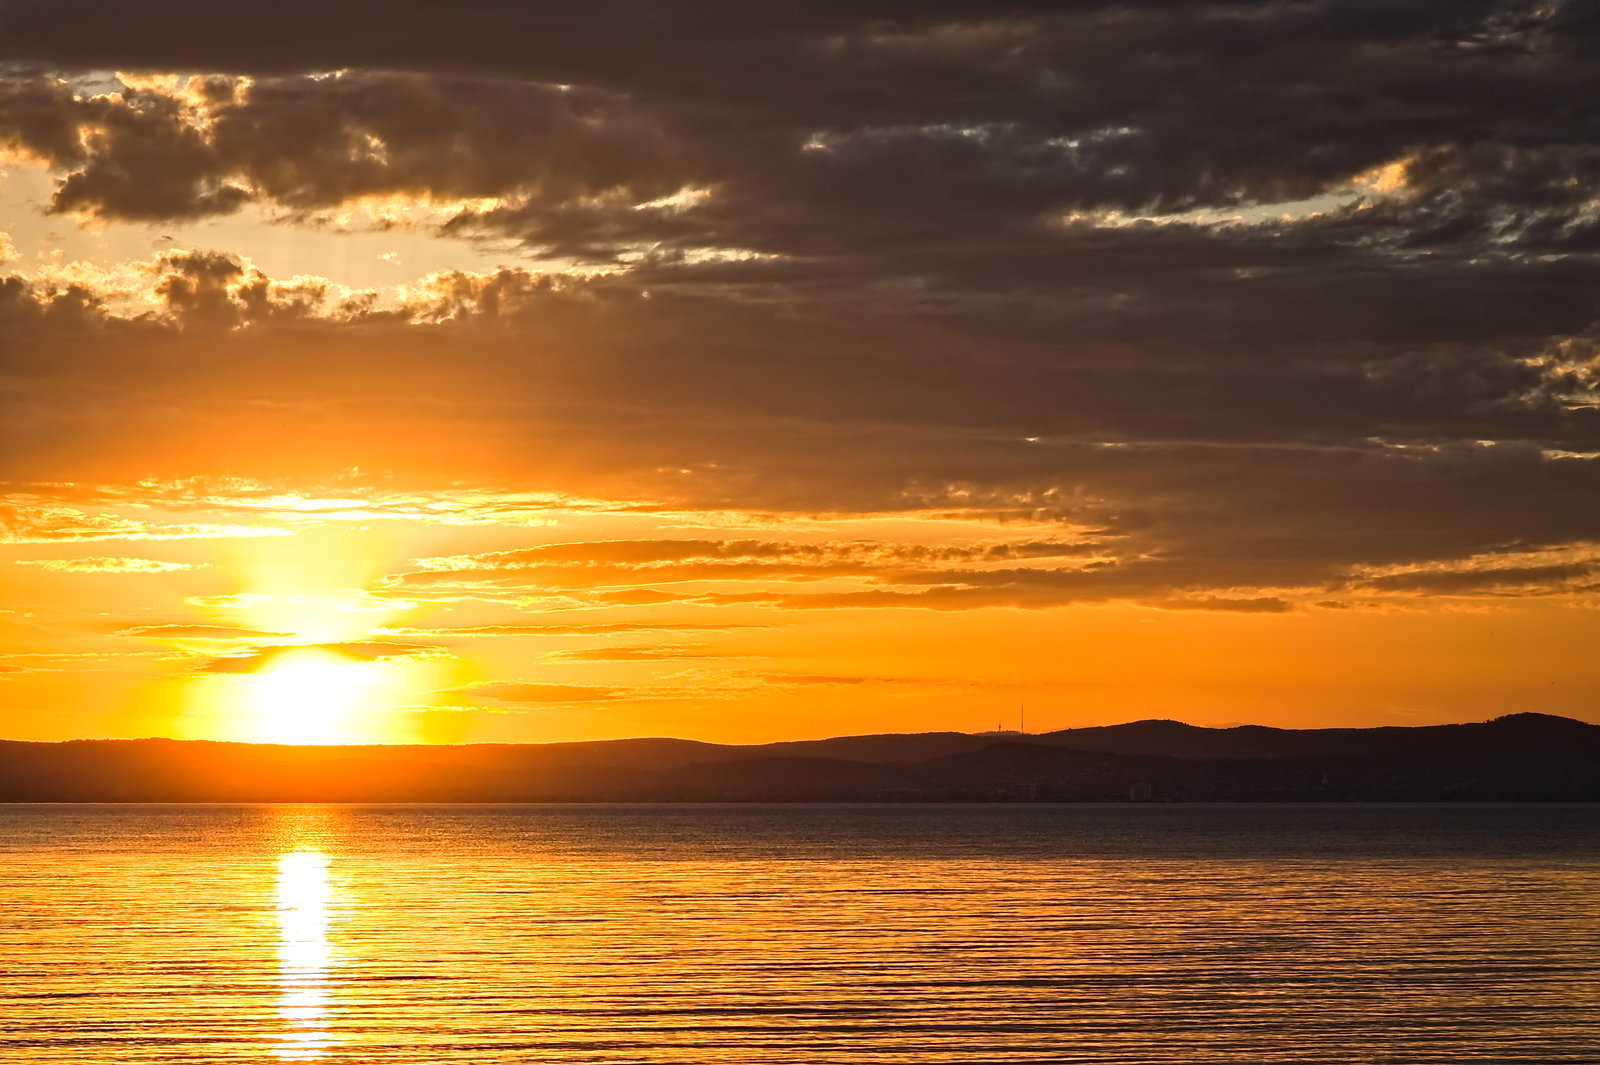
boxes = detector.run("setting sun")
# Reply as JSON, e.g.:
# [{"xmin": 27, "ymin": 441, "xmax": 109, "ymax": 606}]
[{"xmin": 244, "ymin": 649, "xmax": 381, "ymax": 745}]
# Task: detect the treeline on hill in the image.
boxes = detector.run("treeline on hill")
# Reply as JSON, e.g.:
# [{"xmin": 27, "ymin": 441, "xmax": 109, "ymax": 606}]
[{"xmin": 0, "ymin": 713, "xmax": 1596, "ymax": 802}]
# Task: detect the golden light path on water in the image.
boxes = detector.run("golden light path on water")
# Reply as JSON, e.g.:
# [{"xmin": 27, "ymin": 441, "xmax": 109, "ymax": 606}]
[
  {"xmin": 2, "ymin": 804, "xmax": 1599, "ymax": 1063},
  {"xmin": 275, "ymin": 850, "xmax": 337, "ymax": 1060}
]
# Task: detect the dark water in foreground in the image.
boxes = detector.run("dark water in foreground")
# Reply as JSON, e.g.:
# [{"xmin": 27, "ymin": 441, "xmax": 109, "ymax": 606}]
[{"xmin": 1, "ymin": 803, "xmax": 1597, "ymax": 1063}]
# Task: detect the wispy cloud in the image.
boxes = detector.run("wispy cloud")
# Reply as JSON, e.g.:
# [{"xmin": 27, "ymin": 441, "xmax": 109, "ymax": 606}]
[{"xmin": 16, "ymin": 557, "xmax": 201, "ymax": 574}]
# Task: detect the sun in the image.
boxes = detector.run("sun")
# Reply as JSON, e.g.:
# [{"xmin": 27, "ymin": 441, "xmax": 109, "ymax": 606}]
[
  {"xmin": 245, "ymin": 648, "xmax": 383, "ymax": 745},
  {"xmin": 159, "ymin": 540, "xmax": 470, "ymax": 743}
]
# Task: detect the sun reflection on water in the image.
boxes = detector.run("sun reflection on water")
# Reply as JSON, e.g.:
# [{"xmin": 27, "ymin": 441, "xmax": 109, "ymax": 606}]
[{"xmin": 275, "ymin": 850, "xmax": 337, "ymax": 1059}]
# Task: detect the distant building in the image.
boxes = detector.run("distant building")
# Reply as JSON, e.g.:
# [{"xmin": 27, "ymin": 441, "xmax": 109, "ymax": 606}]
[{"xmin": 1129, "ymin": 781, "xmax": 1153, "ymax": 802}]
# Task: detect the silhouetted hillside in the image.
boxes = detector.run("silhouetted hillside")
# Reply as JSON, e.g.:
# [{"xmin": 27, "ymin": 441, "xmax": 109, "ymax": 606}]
[
  {"xmin": 1029, "ymin": 712, "xmax": 1600, "ymax": 760},
  {"xmin": 0, "ymin": 713, "xmax": 1595, "ymax": 802}
]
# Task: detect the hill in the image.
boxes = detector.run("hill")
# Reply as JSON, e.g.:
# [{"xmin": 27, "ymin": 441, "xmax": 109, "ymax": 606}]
[{"xmin": 0, "ymin": 713, "xmax": 1595, "ymax": 802}]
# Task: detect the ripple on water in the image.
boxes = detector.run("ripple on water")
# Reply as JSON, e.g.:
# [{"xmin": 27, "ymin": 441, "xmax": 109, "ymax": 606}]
[{"xmin": 1, "ymin": 803, "xmax": 1597, "ymax": 1063}]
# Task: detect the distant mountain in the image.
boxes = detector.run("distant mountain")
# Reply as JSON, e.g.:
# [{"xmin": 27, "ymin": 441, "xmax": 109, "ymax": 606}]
[{"xmin": 0, "ymin": 713, "xmax": 1595, "ymax": 802}]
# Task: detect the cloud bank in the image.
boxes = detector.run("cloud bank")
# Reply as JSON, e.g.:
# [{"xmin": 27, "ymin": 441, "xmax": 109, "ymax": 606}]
[{"xmin": 2, "ymin": 0, "xmax": 1598, "ymax": 614}]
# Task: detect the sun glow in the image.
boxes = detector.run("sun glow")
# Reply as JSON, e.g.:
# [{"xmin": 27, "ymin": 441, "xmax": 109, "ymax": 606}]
[
  {"xmin": 155, "ymin": 525, "xmax": 471, "ymax": 744},
  {"xmin": 245, "ymin": 649, "xmax": 384, "ymax": 745}
]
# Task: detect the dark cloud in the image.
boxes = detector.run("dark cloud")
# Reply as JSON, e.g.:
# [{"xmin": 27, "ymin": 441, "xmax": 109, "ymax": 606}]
[
  {"xmin": 4, "ymin": 0, "xmax": 1600, "ymax": 267},
  {"xmin": 4, "ymin": 260, "xmax": 1598, "ymax": 606},
  {"xmin": 1149, "ymin": 597, "xmax": 1294, "ymax": 614},
  {"xmin": 1359, "ymin": 561, "xmax": 1600, "ymax": 595},
  {"xmin": 3, "ymin": 2, "xmax": 1600, "ymax": 609},
  {"xmin": 0, "ymin": 71, "xmax": 676, "ymax": 223}
]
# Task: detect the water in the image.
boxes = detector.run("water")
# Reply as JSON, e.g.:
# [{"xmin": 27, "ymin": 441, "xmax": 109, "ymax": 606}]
[{"xmin": 2, "ymin": 803, "xmax": 1597, "ymax": 1063}]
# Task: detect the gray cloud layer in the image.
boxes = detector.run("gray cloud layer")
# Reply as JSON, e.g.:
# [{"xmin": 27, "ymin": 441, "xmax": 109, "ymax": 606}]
[{"xmin": 3, "ymin": 2, "xmax": 1600, "ymax": 606}]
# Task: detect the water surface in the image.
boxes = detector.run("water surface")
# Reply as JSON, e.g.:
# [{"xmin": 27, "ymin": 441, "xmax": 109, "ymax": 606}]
[{"xmin": 2, "ymin": 803, "xmax": 1597, "ymax": 1063}]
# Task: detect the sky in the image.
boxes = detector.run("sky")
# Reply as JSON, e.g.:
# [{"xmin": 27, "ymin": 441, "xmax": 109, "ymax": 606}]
[{"xmin": 1, "ymin": 0, "xmax": 1598, "ymax": 745}]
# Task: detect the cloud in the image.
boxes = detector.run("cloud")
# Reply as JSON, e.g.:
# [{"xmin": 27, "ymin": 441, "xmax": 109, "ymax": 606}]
[
  {"xmin": 380, "ymin": 622, "xmax": 758, "ymax": 636},
  {"xmin": 0, "ymin": 70, "xmax": 678, "ymax": 227},
  {"xmin": 1, "ymin": 2, "xmax": 1599, "ymax": 616},
  {"xmin": 0, "ymin": 501, "xmax": 295, "ymax": 543},
  {"xmin": 1357, "ymin": 558, "xmax": 1600, "ymax": 596},
  {"xmin": 15, "ymin": 556, "xmax": 199, "ymax": 573},
  {"xmin": 390, "ymin": 537, "xmax": 1111, "ymax": 596},
  {"xmin": 548, "ymin": 644, "xmax": 752, "ymax": 662},
  {"xmin": 1, "ymin": 2, "xmax": 1595, "ymax": 275},
  {"xmin": 1148, "ymin": 597, "xmax": 1293, "ymax": 614},
  {"xmin": 590, "ymin": 589, "xmax": 702, "ymax": 606},
  {"xmin": 195, "ymin": 641, "xmax": 436, "ymax": 673},
  {"xmin": 410, "ymin": 537, "xmax": 1099, "ymax": 570},
  {"xmin": 115, "ymin": 623, "xmax": 292, "ymax": 639},
  {"xmin": 453, "ymin": 682, "xmax": 622, "ymax": 704},
  {"xmin": 769, "ymin": 673, "xmax": 923, "ymax": 687}
]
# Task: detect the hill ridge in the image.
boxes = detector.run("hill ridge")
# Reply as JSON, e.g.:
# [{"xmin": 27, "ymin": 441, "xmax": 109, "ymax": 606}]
[{"xmin": 0, "ymin": 714, "xmax": 1595, "ymax": 802}]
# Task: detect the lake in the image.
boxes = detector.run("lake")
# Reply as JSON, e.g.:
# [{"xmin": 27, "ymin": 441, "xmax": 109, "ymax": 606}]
[{"xmin": 2, "ymin": 803, "xmax": 1597, "ymax": 1063}]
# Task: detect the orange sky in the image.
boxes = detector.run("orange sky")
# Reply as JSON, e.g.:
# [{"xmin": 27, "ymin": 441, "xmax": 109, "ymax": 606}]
[
  {"xmin": 3, "ymin": 25, "xmax": 1599, "ymax": 743},
  {"xmin": 5, "ymin": 475, "xmax": 1597, "ymax": 744}
]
